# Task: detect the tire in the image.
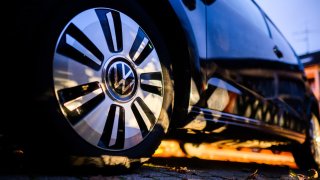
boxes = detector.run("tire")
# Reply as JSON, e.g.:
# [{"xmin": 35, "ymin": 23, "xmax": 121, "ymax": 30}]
[
  {"xmin": 21, "ymin": 0, "xmax": 173, "ymax": 169},
  {"xmin": 292, "ymin": 113, "xmax": 320, "ymax": 170}
]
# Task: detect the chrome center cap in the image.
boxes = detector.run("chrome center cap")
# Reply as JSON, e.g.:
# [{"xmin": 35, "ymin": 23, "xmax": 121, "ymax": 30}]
[{"xmin": 104, "ymin": 58, "xmax": 137, "ymax": 102}]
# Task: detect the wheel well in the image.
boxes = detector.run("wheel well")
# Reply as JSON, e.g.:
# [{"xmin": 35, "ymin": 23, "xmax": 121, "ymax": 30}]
[{"xmin": 137, "ymin": 0, "xmax": 192, "ymax": 127}]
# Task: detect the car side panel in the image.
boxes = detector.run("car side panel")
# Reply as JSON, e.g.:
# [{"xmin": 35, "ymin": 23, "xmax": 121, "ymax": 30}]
[
  {"xmin": 202, "ymin": 0, "xmax": 306, "ymax": 136},
  {"xmin": 168, "ymin": 0, "xmax": 207, "ymax": 106}
]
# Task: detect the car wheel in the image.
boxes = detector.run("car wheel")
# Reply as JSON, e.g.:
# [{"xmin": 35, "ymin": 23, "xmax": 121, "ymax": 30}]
[
  {"xmin": 25, "ymin": 0, "xmax": 173, "ymax": 168},
  {"xmin": 292, "ymin": 113, "xmax": 320, "ymax": 169}
]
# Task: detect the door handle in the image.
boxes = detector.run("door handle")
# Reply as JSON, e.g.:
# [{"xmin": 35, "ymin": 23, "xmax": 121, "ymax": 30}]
[{"xmin": 273, "ymin": 46, "xmax": 283, "ymax": 58}]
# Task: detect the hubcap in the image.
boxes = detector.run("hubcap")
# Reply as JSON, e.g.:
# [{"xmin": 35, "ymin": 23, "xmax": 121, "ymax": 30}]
[
  {"xmin": 104, "ymin": 58, "xmax": 137, "ymax": 102},
  {"xmin": 53, "ymin": 8, "xmax": 164, "ymax": 151},
  {"xmin": 310, "ymin": 114, "xmax": 320, "ymax": 166}
]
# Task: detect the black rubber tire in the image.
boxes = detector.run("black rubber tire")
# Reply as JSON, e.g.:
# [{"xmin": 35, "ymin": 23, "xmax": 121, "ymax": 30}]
[
  {"xmin": 292, "ymin": 113, "xmax": 320, "ymax": 170},
  {"xmin": 292, "ymin": 141, "xmax": 318, "ymax": 170},
  {"xmin": 15, "ymin": 0, "xmax": 173, "ymax": 170}
]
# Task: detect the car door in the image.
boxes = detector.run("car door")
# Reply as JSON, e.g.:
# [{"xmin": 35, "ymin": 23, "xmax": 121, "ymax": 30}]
[
  {"xmin": 204, "ymin": 0, "xmax": 275, "ymax": 114},
  {"xmin": 265, "ymin": 17, "xmax": 309, "ymax": 127},
  {"xmin": 203, "ymin": 0, "xmax": 305, "ymax": 134}
]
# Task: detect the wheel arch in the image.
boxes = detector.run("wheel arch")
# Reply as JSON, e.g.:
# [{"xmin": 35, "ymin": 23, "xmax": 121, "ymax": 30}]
[{"xmin": 137, "ymin": 0, "xmax": 196, "ymax": 127}]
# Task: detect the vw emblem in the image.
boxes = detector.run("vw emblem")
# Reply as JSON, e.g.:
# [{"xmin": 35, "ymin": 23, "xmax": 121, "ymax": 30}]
[{"xmin": 105, "ymin": 58, "xmax": 137, "ymax": 101}]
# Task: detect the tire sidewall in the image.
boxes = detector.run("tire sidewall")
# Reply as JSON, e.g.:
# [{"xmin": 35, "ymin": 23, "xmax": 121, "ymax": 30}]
[{"xmin": 292, "ymin": 113, "xmax": 320, "ymax": 170}]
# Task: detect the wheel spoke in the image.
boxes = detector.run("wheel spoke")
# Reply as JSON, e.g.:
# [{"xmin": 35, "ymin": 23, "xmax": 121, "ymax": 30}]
[
  {"xmin": 140, "ymin": 84, "xmax": 162, "ymax": 96},
  {"xmin": 140, "ymin": 72, "xmax": 163, "ymax": 96},
  {"xmin": 129, "ymin": 28, "xmax": 154, "ymax": 66},
  {"xmin": 131, "ymin": 97, "xmax": 156, "ymax": 137},
  {"xmin": 53, "ymin": 53, "xmax": 101, "ymax": 90},
  {"xmin": 141, "ymin": 72, "xmax": 162, "ymax": 81},
  {"xmin": 96, "ymin": 10, "xmax": 123, "ymax": 53},
  {"xmin": 57, "ymin": 82, "xmax": 105, "ymax": 125},
  {"xmin": 73, "ymin": 97, "xmax": 112, "ymax": 146},
  {"xmin": 57, "ymin": 23, "xmax": 104, "ymax": 70},
  {"xmin": 99, "ymin": 104, "xmax": 125, "ymax": 149}
]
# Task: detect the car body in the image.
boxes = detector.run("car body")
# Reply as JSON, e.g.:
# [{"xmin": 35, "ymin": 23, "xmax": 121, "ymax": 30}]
[{"xmin": 8, "ymin": 0, "xmax": 320, "ymax": 169}]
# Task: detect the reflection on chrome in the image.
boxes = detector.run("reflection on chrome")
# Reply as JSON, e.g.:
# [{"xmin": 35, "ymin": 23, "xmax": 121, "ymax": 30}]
[
  {"xmin": 208, "ymin": 78, "xmax": 241, "ymax": 95},
  {"xmin": 66, "ymin": 34, "xmax": 102, "ymax": 65},
  {"xmin": 64, "ymin": 88, "xmax": 103, "ymax": 111},
  {"xmin": 186, "ymin": 106, "xmax": 306, "ymax": 143}
]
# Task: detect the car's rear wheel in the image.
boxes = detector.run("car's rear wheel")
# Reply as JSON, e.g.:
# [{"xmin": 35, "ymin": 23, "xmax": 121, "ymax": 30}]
[
  {"xmin": 292, "ymin": 113, "xmax": 320, "ymax": 169},
  {"xmin": 22, "ymin": 0, "xmax": 173, "ymax": 169}
]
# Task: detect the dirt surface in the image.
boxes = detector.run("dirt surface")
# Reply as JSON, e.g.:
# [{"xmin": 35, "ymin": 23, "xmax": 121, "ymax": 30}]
[
  {"xmin": 0, "ymin": 157, "xmax": 318, "ymax": 180},
  {"xmin": 1, "ymin": 139, "xmax": 318, "ymax": 179}
]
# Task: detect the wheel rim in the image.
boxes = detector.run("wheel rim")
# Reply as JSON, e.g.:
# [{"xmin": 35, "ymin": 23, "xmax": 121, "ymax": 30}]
[
  {"xmin": 310, "ymin": 114, "xmax": 320, "ymax": 166},
  {"xmin": 53, "ymin": 8, "xmax": 164, "ymax": 151}
]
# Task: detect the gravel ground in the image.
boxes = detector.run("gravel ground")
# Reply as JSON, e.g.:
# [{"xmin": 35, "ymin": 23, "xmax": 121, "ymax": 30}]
[{"xmin": 0, "ymin": 157, "xmax": 318, "ymax": 180}]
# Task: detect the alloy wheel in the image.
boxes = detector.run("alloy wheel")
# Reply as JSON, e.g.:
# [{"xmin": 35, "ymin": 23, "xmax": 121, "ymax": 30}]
[{"xmin": 53, "ymin": 8, "xmax": 164, "ymax": 151}]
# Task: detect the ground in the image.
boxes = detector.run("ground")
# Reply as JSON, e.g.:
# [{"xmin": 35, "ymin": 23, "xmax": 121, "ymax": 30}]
[
  {"xmin": 0, "ymin": 140, "xmax": 318, "ymax": 179},
  {"xmin": 0, "ymin": 157, "xmax": 318, "ymax": 180}
]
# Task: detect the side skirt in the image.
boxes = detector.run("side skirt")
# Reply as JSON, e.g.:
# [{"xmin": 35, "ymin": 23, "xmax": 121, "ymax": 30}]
[{"xmin": 182, "ymin": 106, "xmax": 306, "ymax": 144}]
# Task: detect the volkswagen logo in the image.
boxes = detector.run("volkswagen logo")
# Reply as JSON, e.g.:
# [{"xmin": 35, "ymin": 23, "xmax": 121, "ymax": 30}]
[{"xmin": 105, "ymin": 58, "xmax": 137, "ymax": 101}]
